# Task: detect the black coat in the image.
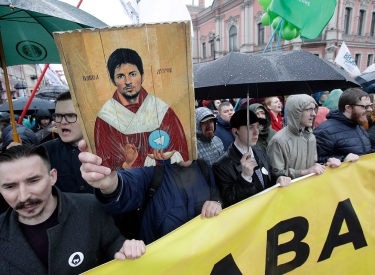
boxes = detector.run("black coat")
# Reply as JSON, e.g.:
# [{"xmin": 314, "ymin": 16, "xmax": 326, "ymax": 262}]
[
  {"xmin": 212, "ymin": 143, "xmax": 279, "ymax": 208},
  {"xmin": 314, "ymin": 110, "xmax": 372, "ymax": 163}
]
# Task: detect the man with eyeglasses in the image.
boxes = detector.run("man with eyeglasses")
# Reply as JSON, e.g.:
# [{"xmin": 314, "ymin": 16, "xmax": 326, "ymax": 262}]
[
  {"xmin": 212, "ymin": 109, "xmax": 291, "ymax": 208},
  {"xmin": 267, "ymin": 94, "xmax": 341, "ymax": 180},
  {"xmin": 42, "ymin": 92, "xmax": 91, "ymax": 193},
  {"xmin": 314, "ymin": 88, "xmax": 373, "ymax": 163}
]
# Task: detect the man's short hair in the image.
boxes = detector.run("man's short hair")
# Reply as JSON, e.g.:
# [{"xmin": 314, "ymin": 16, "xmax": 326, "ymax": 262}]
[
  {"xmin": 338, "ymin": 88, "xmax": 369, "ymax": 112},
  {"xmin": 107, "ymin": 48, "xmax": 144, "ymax": 85},
  {"xmin": 0, "ymin": 144, "xmax": 51, "ymax": 171},
  {"xmin": 218, "ymin": 102, "xmax": 233, "ymax": 113},
  {"xmin": 56, "ymin": 91, "xmax": 71, "ymax": 103}
]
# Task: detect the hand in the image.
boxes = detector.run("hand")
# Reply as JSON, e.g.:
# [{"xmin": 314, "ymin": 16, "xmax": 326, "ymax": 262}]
[
  {"xmin": 119, "ymin": 137, "xmax": 138, "ymax": 169},
  {"xmin": 276, "ymin": 176, "xmax": 291, "ymax": 187},
  {"xmin": 305, "ymin": 163, "xmax": 326, "ymax": 175},
  {"xmin": 78, "ymin": 140, "xmax": 118, "ymax": 194},
  {"xmin": 344, "ymin": 153, "xmax": 359, "ymax": 162},
  {"xmin": 115, "ymin": 239, "xmax": 146, "ymax": 260},
  {"xmin": 147, "ymin": 148, "xmax": 176, "ymax": 161},
  {"xmin": 240, "ymin": 152, "xmax": 257, "ymax": 178},
  {"xmin": 326, "ymin": 158, "xmax": 341, "ymax": 168},
  {"xmin": 201, "ymin": 200, "xmax": 222, "ymax": 219}
]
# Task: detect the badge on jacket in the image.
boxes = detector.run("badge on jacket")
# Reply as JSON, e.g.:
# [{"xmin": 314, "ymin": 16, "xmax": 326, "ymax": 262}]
[{"xmin": 261, "ymin": 167, "xmax": 269, "ymax": 175}]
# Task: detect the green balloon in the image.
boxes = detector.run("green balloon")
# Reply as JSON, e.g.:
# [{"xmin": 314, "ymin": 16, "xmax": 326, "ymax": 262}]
[
  {"xmin": 259, "ymin": 0, "xmax": 272, "ymax": 9},
  {"xmin": 282, "ymin": 23, "xmax": 297, "ymax": 40},
  {"xmin": 295, "ymin": 28, "xmax": 300, "ymax": 38},
  {"xmin": 272, "ymin": 16, "xmax": 282, "ymax": 30},
  {"xmin": 261, "ymin": 13, "xmax": 271, "ymax": 26}
]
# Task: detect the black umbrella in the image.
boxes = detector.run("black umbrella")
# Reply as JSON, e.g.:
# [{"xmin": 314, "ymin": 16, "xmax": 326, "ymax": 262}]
[
  {"xmin": 35, "ymin": 85, "xmax": 69, "ymax": 100},
  {"xmin": 194, "ymin": 50, "xmax": 360, "ymax": 99},
  {"xmin": 354, "ymin": 72, "xmax": 375, "ymax": 89},
  {"xmin": 0, "ymin": 97, "xmax": 55, "ymax": 112}
]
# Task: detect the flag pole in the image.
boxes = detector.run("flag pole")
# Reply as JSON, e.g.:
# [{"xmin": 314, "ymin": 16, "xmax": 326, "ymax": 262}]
[{"xmin": 0, "ymin": 32, "xmax": 20, "ymax": 143}]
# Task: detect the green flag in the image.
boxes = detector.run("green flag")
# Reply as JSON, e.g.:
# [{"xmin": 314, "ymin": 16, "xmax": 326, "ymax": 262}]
[{"xmin": 269, "ymin": 0, "xmax": 336, "ymax": 40}]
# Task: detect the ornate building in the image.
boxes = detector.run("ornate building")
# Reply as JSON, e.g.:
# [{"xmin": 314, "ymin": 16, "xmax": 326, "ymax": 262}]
[{"xmin": 188, "ymin": 0, "xmax": 375, "ymax": 73}]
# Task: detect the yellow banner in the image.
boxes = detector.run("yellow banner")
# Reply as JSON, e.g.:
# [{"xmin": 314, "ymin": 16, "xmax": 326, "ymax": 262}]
[{"xmin": 84, "ymin": 153, "xmax": 375, "ymax": 275}]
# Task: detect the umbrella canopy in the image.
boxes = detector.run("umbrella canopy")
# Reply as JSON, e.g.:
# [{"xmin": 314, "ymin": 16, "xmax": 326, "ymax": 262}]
[
  {"xmin": 0, "ymin": 97, "xmax": 55, "ymax": 112},
  {"xmin": 354, "ymin": 72, "xmax": 375, "ymax": 89},
  {"xmin": 35, "ymin": 85, "xmax": 69, "ymax": 100},
  {"xmin": 194, "ymin": 50, "xmax": 360, "ymax": 99},
  {"xmin": 0, "ymin": 0, "xmax": 107, "ymax": 67}
]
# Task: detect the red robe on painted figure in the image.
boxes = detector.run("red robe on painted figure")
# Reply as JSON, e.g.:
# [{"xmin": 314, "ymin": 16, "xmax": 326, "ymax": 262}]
[{"xmin": 94, "ymin": 88, "xmax": 189, "ymax": 170}]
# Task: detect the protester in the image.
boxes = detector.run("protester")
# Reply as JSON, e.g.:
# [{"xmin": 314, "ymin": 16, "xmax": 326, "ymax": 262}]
[
  {"xmin": 313, "ymin": 91, "xmax": 329, "ymax": 106},
  {"xmin": 41, "ymin": 92, "xmax": 93, "ymax": 194},
  {"xmin": 0, "ymin": 145, "xmax": 145, "ymax": 275},
  {"xmin": 30, "ymin": 108, "xmax": 56, "ymax": 143},
  {"xmin": 215, "ymin": 102, "xmax": 235, "ymax": 150},
  {"xmin": 78, "ymin": 140, "xmax": 222, "ymax": 245},
  {"xmin": 264, "ymin": 96, "xmax": 283, "ymax": 131},
  {"xmin": 212, "ymin": 109, "xmax": 291, "ymax": 208},
  {"xmin": 315, "ymin": 88, "xmax": 373, "ymax": 163},
  {"xmin": 249, "ymin": 103, "xmax": 276, "ymax": 152},
  {"xmin": 314, "ymin": 106, "xmax": 330, "ymax": 128},
  {"xmin": 267, "ymin": 94, "xmax": 341, "ymax": 179},
  {"xmin": 322, "ymin": 89, "xmax": 343, "ymax": 110},
  {"xmin": 196, "ymin": 107, "xmax": 224, "ymax": 165},
  {"xmin": 0, "ymin": 123, "xmax": 39, "ymax": 152},
  {"xmin": 207, "ymin": 99, "xmax": 221, "ymax": 115}
]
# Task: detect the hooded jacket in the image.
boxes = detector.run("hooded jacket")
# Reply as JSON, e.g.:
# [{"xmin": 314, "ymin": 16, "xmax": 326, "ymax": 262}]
[
  {"xmin": 195, "ymin": 107, "xmax": 224, "ymax": 165},
  {"xmin": 266, "ymin": 94, "xmax": 318, "ymax": 179},
  {"xmin": 30, "ymin": 109, "xmax": 52, "ymax": 132},
  {"xmin": 215, "ymin": 115, "xmax": 234, "ymax": 151},
  {"xmin": 249, "ymin": 103, "xmax": 276, "ymax": 152},
  {"xmin": 314, "ymin": 110, "xmax": 372, "ymax": 163}
]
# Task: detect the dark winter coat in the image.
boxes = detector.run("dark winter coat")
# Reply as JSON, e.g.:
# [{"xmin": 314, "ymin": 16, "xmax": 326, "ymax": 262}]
[
  {"xmin": 215, "ymin": 115, "xmax": 234, "ymax": 151},
  {"xmin": 314, "ymin": 110, "xmax": 372, "ymax": 163},
  {"xmin": 0, "ymin": 187, "xmax": 124, "ymax": 275},
  {"xmin": 0, "ymin": 124, "xmax": 39, "ymax": 151},
  {"xmin": 30, "ymin": 109, "xmax": 52, "ymax": 133},
  {"xmin": 96, "ymin": 161, "xmax": 221, "ymax": 245}
]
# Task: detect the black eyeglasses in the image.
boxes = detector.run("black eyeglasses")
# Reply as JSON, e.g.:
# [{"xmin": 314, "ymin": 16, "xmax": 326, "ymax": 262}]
[
  {"xmin": 352, "ymin": 104, "xmax": 373, "ymax": 110},
  {"xmin": 303, "ymin": 107, "xmax": 318, "ymax": 114},
  {"xmin": 52, "ymin": 113, "xmax": 78, "ymax": 123}
]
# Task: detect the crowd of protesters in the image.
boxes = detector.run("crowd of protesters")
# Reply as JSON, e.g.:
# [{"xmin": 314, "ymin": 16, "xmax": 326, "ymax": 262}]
[{"xmin": 0, "ymin": 87, "xmax": 374, "ymax": 274}]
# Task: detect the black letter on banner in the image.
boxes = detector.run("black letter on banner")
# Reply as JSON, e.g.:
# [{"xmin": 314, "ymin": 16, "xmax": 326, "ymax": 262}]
[
  {"xmin": 211, "ymin": 254, "xmax": 242, "ymax": 275},
  {"xmin": 318, "ymin": 198, "xmax": 367, "ymax": 262},
  {"xmin": 265, "ymin": 217, "xmax": 310, "ymax": 275}
]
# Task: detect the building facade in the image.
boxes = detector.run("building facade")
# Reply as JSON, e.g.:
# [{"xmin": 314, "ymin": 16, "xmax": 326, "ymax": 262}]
[{"xmin": 188, "ymin": 0, "xmax": 375, "ymax": 73}]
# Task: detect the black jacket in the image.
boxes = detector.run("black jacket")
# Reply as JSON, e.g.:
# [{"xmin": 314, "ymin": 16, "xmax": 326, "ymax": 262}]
[
  {"xmin": 212, "ymin": 143, "xmax": 279, "ymax": 208},
  {"xmin": 314, "ymin": 110, "xmax": 372, "ymax": 163},
  {"xmin": 42, "ymin": 138, "xmax": 93, "ymax": 193}
]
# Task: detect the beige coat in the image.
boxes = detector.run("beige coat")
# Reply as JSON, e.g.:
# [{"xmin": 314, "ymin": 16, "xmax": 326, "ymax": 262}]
[{"xmin": 266, "ymin": 94, "xmax": 318, "ymax": 179}]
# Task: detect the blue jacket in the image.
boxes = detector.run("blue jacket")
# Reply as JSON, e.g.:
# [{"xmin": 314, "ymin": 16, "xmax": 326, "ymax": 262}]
[
  {"xmin": 215, "ymin": 115, "xmax": 234, "ymax": 151},
  {"xmin": 96, "ymin": 161, "xmax": 221, "ymax": 245},
  {"xmin": 314, "ymin": 110, "xmax": 372, "ymax": 163}
]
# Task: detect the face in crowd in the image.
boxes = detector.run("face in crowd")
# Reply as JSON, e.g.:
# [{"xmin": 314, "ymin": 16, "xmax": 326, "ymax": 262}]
[
  {"xmin": 40, "ymin": 117, "xmax": 51, "ymax": 128},
  {"xmin": 54, "ymin": 100, "xmax": 83, "ymax": 145},
  {"xmin": 349, "ymin": 96, "xmax": 372, "ymax": 126},
  {"xmin": 219, "ymin": 104, "xmax": 234, "ymax": 123},
  {"xmin": 0, "ymin": 155, "xmax": 57, "ymax": 225},
  {"xmin": 300, "ymin": 103, "xmax": 318, "ymax": 128},
  {"xmin": 267, "ymin": 97, "xmax": 283, "ymax": 114},
  {"xmin": 114, "ymin": 63, "xmax": 143, "ymax": 102},
  {"xmin": 234, "ymin": 122, "xmax": 261, "ymax": 148},
  {"xmin": 200, "ymin": 119, "xmax": 215, "ymax": 139}
]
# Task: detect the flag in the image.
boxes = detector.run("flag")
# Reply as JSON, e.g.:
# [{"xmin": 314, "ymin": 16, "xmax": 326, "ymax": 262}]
[
  {"xmin": 334, "ymin": 41, "xmax": 361, "ymax": 76},
  {"xmin": 38, "ymin": 64, "xmax": 63, "ymax": 86}
]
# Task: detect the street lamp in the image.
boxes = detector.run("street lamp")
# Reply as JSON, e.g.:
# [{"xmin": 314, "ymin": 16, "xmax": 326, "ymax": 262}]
[{"xmin": 208, "ymin": 35, "xmax": 220, "ymax": 60}]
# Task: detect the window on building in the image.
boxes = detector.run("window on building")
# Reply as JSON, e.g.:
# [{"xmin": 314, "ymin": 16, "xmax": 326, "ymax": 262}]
[
  {"xmin": 367, "ymin": 54, "xmax": 374, "ymax": 67},
  {"xmin": 371, "ymin": 13, "xmax": 375, "ymax": 36},
  {"xmin": 229, "ymin": 26, "xmax": 237, "ymax": 52},
  {"xmin": 355, "ymin": 54, "xmax": 361, "ymax": 68},
  {"xmin": 202, "ymin": 42, "xmax": 206, "ymax": 59},
  {"xmin": 344, "ymin": 8, "xmax": 351, "ymax": 34},
  {"xmin": 210, "ymin": 41, "xmax": 215, "ymax": 57},
  {"xmin": 258, "ymin": 23, "xmax": 265, "ymax": 45},
  {"xmin": 358, "ymin": 10, "xmax": 365, "ymax": 35}
]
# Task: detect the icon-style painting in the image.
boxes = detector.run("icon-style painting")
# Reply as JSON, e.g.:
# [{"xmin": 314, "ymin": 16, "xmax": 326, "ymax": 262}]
[{"xmin": 54, "ymin": 22, "xmax": 196, "ymax": 170}]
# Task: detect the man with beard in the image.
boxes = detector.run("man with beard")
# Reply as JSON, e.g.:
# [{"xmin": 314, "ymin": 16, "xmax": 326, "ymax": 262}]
[
  {"xmin": 195, "ymin": 107, "xmax": 224, "ymax": 165},
  {"xmin": 212, "ymin": 109, "xmax": 291, "ymax": 208},
  {"xmin": 215, "ymin": 102, "xmax": 235, "ymax": 151},
  {"xmin": 314, "ymin": 88, "xmax": 373, "ymax": 163},
  {"xmin": 0, "ymin": 145, "xmax": 145, "ymax": 275},
  {"xmin": 267, "ymin": 94, "xmax": 341, "ymax": 180},
  {"xmin": 94, "ymin": 48, "xmax": 189, "ymax": 170}
]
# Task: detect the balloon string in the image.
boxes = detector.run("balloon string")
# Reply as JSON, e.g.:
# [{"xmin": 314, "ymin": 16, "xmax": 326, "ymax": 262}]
[
  {"xmin": 263, "ymin": 18, "xmax": 284, "ymax": 53},
  {"xmin": 276, "ymin": 19, "xmax": 284, "ymax": 52}
]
